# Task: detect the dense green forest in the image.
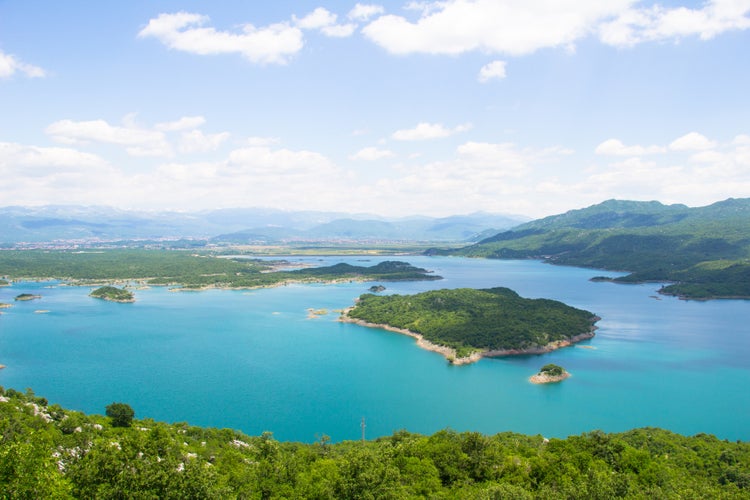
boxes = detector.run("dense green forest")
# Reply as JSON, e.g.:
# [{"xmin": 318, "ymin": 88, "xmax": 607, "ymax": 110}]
[
  {"xmin": 1, "ymin": 388, "xmax": 748, "ymax": 499},
  {"xmin": 345, "ymin": 288, "xmax": 597, "ymax": 358},
  {"xmin": 441, "ymin": 198, "xmax": 750, "ymax": 299},
  {"xmin": 0, "ymin": 250, "xmax": 440, "ymax": 289}
]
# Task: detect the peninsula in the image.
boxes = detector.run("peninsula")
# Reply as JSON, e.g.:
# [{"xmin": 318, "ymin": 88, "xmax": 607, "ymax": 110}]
[
  {"xmin": 341, "ymin": 287, "xmax": 598, "ymax": 364},
  {"xmin": 0, "ymin": 250, "xmax": 441, "ymax": 290}
]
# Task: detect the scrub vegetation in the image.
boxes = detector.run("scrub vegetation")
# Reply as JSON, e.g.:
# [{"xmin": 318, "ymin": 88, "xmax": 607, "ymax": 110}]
[{"xmin": 1, "ymin": 388, "xmax": 748, "ymax": 499}]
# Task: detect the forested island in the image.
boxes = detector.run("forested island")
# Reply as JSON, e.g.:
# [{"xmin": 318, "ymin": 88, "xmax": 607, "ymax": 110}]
[
  {"xmin": 439, "ymin": 198, "xmax": 750, "ymax": 300},
  {"xmin": 342, "ymin": 288, "xmax": 598, "ymax": 363},
  {"xmin": 0, "ymin": 250, "xmax": 440, "ymax": 290},
  {"xmin": 89, "ymin": 286, "xmax": 135, "ymax": 303},
  {"xmin": 14, "ymin": 293, "xmax": 41, "ymax": 301},
  {"xmin": 1, "ymin": 388, "xmax": 748, "ymax": 498}
]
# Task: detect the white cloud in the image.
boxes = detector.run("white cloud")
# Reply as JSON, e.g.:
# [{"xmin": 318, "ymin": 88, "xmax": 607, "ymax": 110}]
[
  {"xmin": 392, "ymin": 122, "xmax": 472, "ymax": 141},
  {"xmin": 0, "ymin": 49, "xmax": 46, "ymax": 79},
  {"xmin": 348, "ymin": 3, "xmax": 385, "ymax": 21},
  {"xmin": 138, "ymin": 12, "xmax": 304, "ymax": 64},
  {"xmin": 362, "ymin": 1, "xmax": 750, "ymax": 59},
  {"xmin": 478, "ymin": 60, "xmax": 506, "ymax": 83},
  {"xmin": 669, "ymin": 132, "xmax": 717, "ymax": 151},
  {"xmin": 0, "ymin": 142, "xmax": 107, "ymax": 169},
  {"xmin": 295, "ymin": 7, "xmax": 338, "ymax": 29},
  {"xmin": 46, "ymin": 118, "xmax": 172, "ymax": 157},
  {"xmin": 179, "ymin": 130, "xmax": 230, "ymax": 154},
  {"xmin": 599, "ymin": 0, "xmax": 750, "ymax": 47},
  {"xmin": 362, "ymin": 0, "xmax": 631, "ymax": 56},
  {"xmin": 155, "ymin": 116, "xmax": 206, "ymax": 132},
  {"xmin": 595, "ymin": 138, "xmax": 666, "ymax": 155},
  {"xmin": 294, "ymin": 7, "xmax": 356, "ymax": 38},
  {"xmin": 349, "ymin": 146, "xmax": 394, "ymax": 161}
]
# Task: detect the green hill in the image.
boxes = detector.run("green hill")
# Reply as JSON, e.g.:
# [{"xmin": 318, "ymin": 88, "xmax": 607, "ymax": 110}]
[{"xmin": 443, "ymin": 198, "xmax": 750, "ymax": 299}]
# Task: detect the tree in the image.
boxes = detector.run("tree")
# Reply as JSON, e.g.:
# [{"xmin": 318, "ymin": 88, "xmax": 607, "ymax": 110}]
[{"xmin": 105, "ymin": 402, "xmax": 134, "ymax": 428}]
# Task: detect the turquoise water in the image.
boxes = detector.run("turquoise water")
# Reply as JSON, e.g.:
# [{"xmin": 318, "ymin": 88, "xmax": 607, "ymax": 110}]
[{"xmin": 1, "ymin": 257, "xmax": 748, "ymax": 442}]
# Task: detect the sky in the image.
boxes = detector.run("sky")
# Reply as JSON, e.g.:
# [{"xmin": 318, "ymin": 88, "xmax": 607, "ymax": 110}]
[{"xmin": 1, "ymin": 0, "xmax": 749, "ymax": 218}]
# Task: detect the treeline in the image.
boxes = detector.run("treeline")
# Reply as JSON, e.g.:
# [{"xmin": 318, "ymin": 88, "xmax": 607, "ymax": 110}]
[
  {"xmin": 1, "ymin": 388, "xmax": 748, "ymax": 498},
  {"xmin": 0, "ymin": 250, "xmax": 439, "ymax": 289},
  {"xmin": 346, "ymin": 288, "xmax": 597, "ymax": 357},
  {"xmin": 445, "ymin": 199, "xmax": 750, "ymax": 299}
]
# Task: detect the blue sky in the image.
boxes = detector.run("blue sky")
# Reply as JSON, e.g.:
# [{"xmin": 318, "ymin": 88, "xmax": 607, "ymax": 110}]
[{"xmin": 1, "ymin": 1, "xmax": 749, "ymax": 218}]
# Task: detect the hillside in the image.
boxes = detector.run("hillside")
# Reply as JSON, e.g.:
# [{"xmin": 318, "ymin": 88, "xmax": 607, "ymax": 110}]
[
  {"xmin": 1, "ymin": 388, "xmax": 748, "ymax": 498},
  {"xmin": 443, "ymin": 198, "xmax": 750, "ymax": 299}
]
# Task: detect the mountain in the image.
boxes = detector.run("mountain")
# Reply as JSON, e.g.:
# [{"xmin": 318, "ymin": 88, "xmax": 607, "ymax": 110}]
[
  {"xmin": 443, "ymin": 198, "xmax": 750, "ymax": 299},
  {"xmin": 0, "ymin": 206, "xmax": 527, "ymax": 245}
]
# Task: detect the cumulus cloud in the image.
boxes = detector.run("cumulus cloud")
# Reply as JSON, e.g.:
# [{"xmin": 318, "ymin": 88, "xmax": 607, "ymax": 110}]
[
  {"xmin": 138, "ymin": 12, "xmax": 304, "ymax": 64},
  {"xmin": 478, "ymin": 60, "xmax": 507, "ymax": 83},
  {"xmin": 392, "ymin": 122, "xmax": 472, "ymax": 141},
  {"xmin": 349, "ymin": 146, "xmax": 394, "ymax": 161},
  {"xmin": 599, "ymin": 0, "xmax": 750, "ymax": 47},
  {"xmin": 362, "ymin": 1, "xmax": 750, "ymax": 58},
  {"xmin": 669, "ymin": 132, "xmax": 717, "ymax": 151},
  {"xmin": 294, "ymin": 7, "xmax": 356, "ymax": 37},
  {"xmin": 0, "ymin": 142, "xmax": 108, "ymax": 170},
  {"xmin": 362, "ymin": 0, "xmax": 631, "ymax": 56},
  {"xmin": 595, "ymin": 138, "xmax": 666, "ymax": 155},
  {"xmin": 348, "ymin": 3, "xmax": 385, "ymax": 21},
  {"xmin": 0, "ymin": 49, "xmax": 46, "ymax": 79},
  {"xmin": 46, "ymin": 118, "xmax": 172, "ymax": 157}
]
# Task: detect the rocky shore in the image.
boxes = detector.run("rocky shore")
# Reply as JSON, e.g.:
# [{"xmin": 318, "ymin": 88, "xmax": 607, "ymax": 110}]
[{"xmin": 339, "ymin": 309, "xmax": 597, "ymax": 365}]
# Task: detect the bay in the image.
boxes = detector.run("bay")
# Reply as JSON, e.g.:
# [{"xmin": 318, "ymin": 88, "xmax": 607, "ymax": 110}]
[{"xmin": 0, "ymin": 256, "xmax": 748, "ymax": 442}]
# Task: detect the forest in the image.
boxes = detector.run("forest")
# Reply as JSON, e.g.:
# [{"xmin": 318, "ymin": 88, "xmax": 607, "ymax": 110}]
[
  {"xmin": 1, "ymin": 387, "xmax": 748, "ymax": 499},
  {"xmin": 345, "ymin": 288, "xmax": 597, "ymax": 358}
]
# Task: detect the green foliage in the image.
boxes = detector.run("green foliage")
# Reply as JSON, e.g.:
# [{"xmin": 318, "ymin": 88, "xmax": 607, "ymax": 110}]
[
  {"xmin": 90, "ymin": 286, "xmax": 134, "ymax": 302},
  {"xmin": 346, "ymin": 287, "xmax": 597, "ymax": 352},
  {"xmin": 0, "ymin": 388, "xmax": 749, "ymax": 498},
  {"xmin": 450, "ymin": 198, "xmax": 750, "ymax": 299},
  {"xmin": 105, "ymin": 402, "xmax": 135, "ymax": 428},
  {"xmin": 540, "ymin": 364, "xmax": 565, "ymax": 376}
]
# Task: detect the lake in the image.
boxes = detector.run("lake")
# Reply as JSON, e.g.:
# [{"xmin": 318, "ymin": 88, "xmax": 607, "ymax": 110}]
[{"xmin": 1, "ymin": 256, "xmax": 748, "ymax": 442}]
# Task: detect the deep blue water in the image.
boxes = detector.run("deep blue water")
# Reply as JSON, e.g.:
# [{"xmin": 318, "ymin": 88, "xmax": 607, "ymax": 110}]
[{"xmin": 1, "ymin": 257, "xmax": 748, "ymax": 442}]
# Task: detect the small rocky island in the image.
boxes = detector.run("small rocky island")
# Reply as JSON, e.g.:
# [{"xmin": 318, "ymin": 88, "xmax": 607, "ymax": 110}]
[
  {"xmin": 341, "ymin": 287, "xmax": 598, "ymax": 365},
  {"xmin": 90, "ymin": 286, "xmax": 135, "ymax": 303},
  {"xmin": 15, "ymin": 293, "xmax": 41, "ymax": 301},
  {"xmin": 530, "ymin": 364, "xmax": 570, "ymax": 384}
]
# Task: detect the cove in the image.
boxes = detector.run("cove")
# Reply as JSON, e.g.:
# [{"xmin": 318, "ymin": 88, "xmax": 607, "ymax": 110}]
[{"xmin": 1, "ymin": 256, "xmax": 748, "ymax": 443}]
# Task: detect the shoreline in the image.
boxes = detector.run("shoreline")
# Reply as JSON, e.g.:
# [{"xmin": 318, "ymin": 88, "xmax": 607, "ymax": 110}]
[
  {"xmin": 529, "ymin": 372, "xmax": 570, "ymax": 384},
  {"xmin": 339, "ymin": 309, "xmax": 597, "ymax": 365}
]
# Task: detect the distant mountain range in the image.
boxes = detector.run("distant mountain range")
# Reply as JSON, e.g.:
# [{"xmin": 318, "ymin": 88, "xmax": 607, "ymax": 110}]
[
  {"xmin": 442, "ymin": 197, "xmax": 750, "ymax": 299},
  {"xmin": 0, "ymin": 206, "xmax": 528, "ymax": 245}
]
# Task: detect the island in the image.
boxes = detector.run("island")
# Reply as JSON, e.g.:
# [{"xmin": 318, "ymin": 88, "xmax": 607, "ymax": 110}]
[
  {"xmin": 369, "ymin": 285, "xmax": 386, "ymax": 293},
  {"xmin": 341, "ymin": 287, "xmax": 598, "ymax": 365},
  {"xmin": 15, "ymin": 293, "xmax": 41, "ymax": 301},
  {"xmin": 530, "ymin": 363, "xmax": 570, "ymax": 384},
  {"xmin": 90, "ymin": 286, "xmax": 135, "ymax": 303}
]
